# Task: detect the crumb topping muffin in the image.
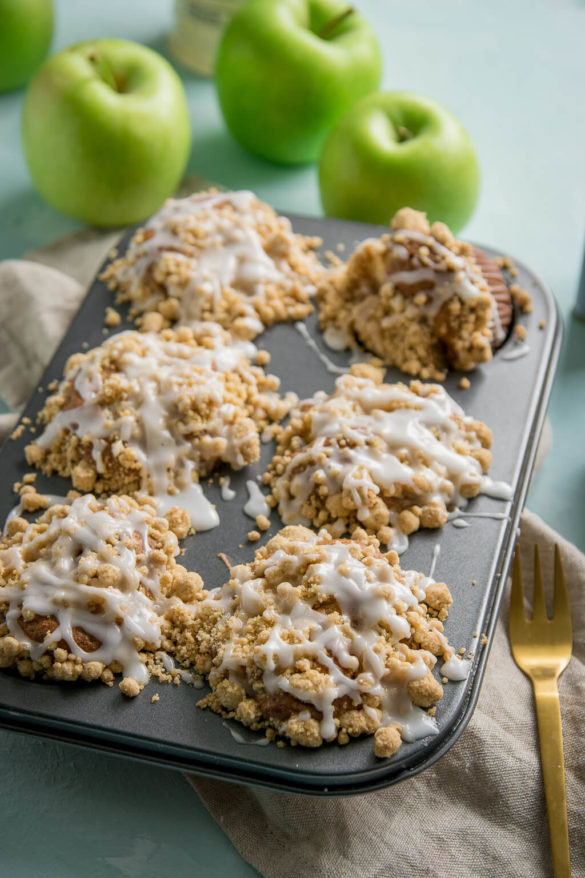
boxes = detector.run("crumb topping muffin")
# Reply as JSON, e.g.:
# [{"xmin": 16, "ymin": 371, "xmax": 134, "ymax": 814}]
[
  {"xmin": 264, "ymin": 363, "xmax": 493, "ymax": 549},
  {"xmin": 317, "ymin": 207, "xmax": 511, "ymax": 380},
  {"xmin": 25, "ymin": 324, "xmax": 294, "ymax": 528},
  {"xmin": 101, "ymin": 189, "xmax": 324, "ymax": 339},
  {"xmin": 186, "ymin": 525, "xmax": 454, "ymax": 756},
  {"xmin": 0, "ymin": 494, "xmax": 204, "ymax": 693}
]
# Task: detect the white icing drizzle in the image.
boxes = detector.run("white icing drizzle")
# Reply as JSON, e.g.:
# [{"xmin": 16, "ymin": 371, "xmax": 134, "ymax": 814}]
[
  {"xmin": 154, "ymin": 476, "xmax": 219, "ymax": 532},
  {"xmin": 243, "ymin": 480, "xmax": 270, "ymax": 519},
  {"xmin": 441, "ymin": 654, "xmax": 472, "ymax": 681},
  {"xmin": 295, "ymin": 322, "xmax": 348, "ymax": 375},
  {"xmin": 157, "ymin": 651, "xmax": 204, "ymax": 687},
  {"xmin": 0, "ymin": 495, "xmax": 175, "ymax": 683},
  {"xmin": 222, "ymin": 722, "xmax": 270, "ymax": 746},
  {"xmin": 448, "ymin": 509, "xmax": 509, "ymax": 523},
  {"xmin": 113, "ymin": 190, "xmax": 317, "ymax": 329},
  {"xmin": 377, "ymin": 228, "xmax": 489, "ymax": 324},
  {"xmin": 220, "ymin": 476, "xmax": 236, "ymax": 501},
  {"xmin": 176, "ymin": 667, "xmax": 205, "ymax": 688},
  {"xmin": 211, "ymin": 536, "xmax": 450, "ymax": 743},
  {"xmin": 323, "ymin": 326, "xmax": 351, "ymax": 351},
  {"xmin": 34, "ymin": 328, "xmax": 280, "ymax": 530},
  {"xmin": 160, "ymin": 652, "xmax": 174, "ymax": 672},
  {"xmin": 273, "ymin": 373, "xmax": 510, "ymax": 551},
  {"xmin": 501, "ymin": 342, "xmax": 531, "ymax": 361},
  {"xmin": 429, "ymin": 544, "xmax": 441, "ymax": 579},
  {"xmin": 479, "ymin": 478, "xmax": 513, "ymax": 501}
]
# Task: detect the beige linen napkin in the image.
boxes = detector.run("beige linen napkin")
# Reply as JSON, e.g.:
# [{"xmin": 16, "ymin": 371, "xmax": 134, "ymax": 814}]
[{"xmin": 0, "ymin": 242, "xmax": 582, "ymax": 878}]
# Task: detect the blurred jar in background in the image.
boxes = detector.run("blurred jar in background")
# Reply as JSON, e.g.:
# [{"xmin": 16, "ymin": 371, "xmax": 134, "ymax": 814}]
[{"xmin": 169, "ymin": 0, "xmax": 243, "ymax": 76}]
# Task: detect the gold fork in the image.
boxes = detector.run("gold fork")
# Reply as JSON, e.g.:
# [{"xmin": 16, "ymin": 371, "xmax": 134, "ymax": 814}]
[{"xmin": 509, "ymin": 545, "xmax": 573, "ymax": 877}]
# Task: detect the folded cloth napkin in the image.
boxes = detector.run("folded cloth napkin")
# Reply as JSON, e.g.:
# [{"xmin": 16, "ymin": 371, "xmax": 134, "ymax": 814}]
[{"xmin": 0, "ymin": 242, "xmax": 582, "ymax": 878}]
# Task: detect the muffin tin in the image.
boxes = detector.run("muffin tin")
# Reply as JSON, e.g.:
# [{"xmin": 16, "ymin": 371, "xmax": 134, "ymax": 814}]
[{"xmin": 0, "ymin": 216, "xmax": 561, "ymax": 795}]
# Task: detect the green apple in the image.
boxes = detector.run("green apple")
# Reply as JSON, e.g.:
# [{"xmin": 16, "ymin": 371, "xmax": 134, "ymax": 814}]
[
  {"xmin": 22, "ymin": 39, "xmax": 191, "ymax": 227},
  {"xmin": 319, "ymin": 91, "xmax": 480, "ymax": 233},
  {"xmin": 215, "ymin": 0, "xmax": 382, "ymax": 165},
  {"xmin": 0, "ymin": 0, "xmax": 53, "ymax": 92}
]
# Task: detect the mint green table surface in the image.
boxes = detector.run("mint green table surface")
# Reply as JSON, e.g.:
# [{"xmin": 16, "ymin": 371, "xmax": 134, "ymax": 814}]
[{"xmin": 1, "ymin": 0, "xmax": 584, "ymax": 874}]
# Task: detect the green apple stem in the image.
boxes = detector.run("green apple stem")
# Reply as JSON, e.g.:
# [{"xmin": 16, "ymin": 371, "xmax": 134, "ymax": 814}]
[
  {"xmin": 318, "ymin": 7, "xmax": 354, "ymax": 40},
  {"xmin": 397, "ymin": 125, "xmax": 414, "ymax": 142},
  {"xmin": 88, "ymin": 51, "xmax": 122, "ymax": 92}
]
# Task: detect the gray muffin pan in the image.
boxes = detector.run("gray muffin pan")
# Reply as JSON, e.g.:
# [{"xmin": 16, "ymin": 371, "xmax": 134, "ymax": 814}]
[{"xmin": 0, "ymin": 216, "xmax": 561, "ymax": 795}]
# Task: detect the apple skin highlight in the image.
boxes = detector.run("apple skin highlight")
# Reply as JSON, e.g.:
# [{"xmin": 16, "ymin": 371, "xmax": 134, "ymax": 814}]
[
  {"xmin": 22, "ymin": 38, "xmax": 192, "ymax": 227},
  {"xmin": 318, "ymin": 91, "xmax": 480, "ymax": 234},
  {"xmin": 215, "ymin": 0, "xmax": 382, "ymax": 165}
]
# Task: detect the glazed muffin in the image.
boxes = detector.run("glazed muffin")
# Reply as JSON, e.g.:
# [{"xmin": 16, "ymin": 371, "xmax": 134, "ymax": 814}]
[
  {"xmin": 101, "ymin": 189, "xmax": 324, "ymax": 339},
  {"xmin": 0, "ymin": 494, "xmax": 204, "ymax": 694},
  {"xmin": 25, "ymin": 324, "xmax": 295, "ymax": 527},
  {"xmin": 185, "ymin": 525, "xmax": 455, "ymax": 757},
  {"xmin": 264, "ymin": 363, "xmax": 493, "ymax": 550}
]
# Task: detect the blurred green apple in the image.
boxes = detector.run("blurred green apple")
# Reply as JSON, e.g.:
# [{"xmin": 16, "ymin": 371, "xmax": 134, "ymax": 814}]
[
  {"xmin": 319, "ymin": 91, "xmax": 480, "ymax": 233},
  {"xmin": 22, "ymin": 39, "xmax": 191, "ymax": 227},
  {"xmin": 215, "ymin": 0, "xmax": 382, "ymax": 165},
  {"xmin": 0, "ymin": 0, "xmax": 53, "ymax": 92}
]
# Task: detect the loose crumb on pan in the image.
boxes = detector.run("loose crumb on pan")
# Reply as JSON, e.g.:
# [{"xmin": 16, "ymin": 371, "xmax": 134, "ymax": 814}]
[
  {"xmin": 120, "ymin": 676, "xmax": 141, "ymax": 698},
  {"xmin": 459, "ymin": 377, "xmax": 471, "ymax": 390},
  {"xmin": 104, "ymin": 306, "xmax": 122, "ymax": 328},
  {"xmin": 514, "ymin": 324, "xmax": 527, "ymax": 341},
  {"xmin": 317, "ymin": 207, "xmax": 508, "ymax": 380},
  {"xmin": 509, "ymin": 283, "xmax": 532, "ymax": 314},
  {"xmin": 100, "ymin": 189, "xmax": 324, "ymax": 340},
  {"xmin": 186, "ymin": 525, "xmax": 455, "ymax": 757},
  {"xmin": 247, "ymin": 530, "xmax": 261, "ymax": 542},
  {"xmin": 255, "ymin": 514, "xmax": 270, "ymax": 531},
  {"xmin": 265, "ymin": 363, "xmax": 494, "ymax": 550}
]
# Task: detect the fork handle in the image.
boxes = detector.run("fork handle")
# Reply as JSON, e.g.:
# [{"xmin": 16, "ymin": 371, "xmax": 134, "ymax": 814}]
[{"xmin": 533, "ymin": 677, "xmax": 571, "ymax": 877}]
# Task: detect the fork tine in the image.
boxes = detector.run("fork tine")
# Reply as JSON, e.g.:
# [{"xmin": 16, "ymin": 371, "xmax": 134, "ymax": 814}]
[
  {"xmin": 553, "ymin": 545, "xmax": 572, "ymax": 633},
  {"xmin": 532, "ymin": 544, "xmax": 547, "ymax": 621},
  {"xmin": 510, "ymin": 551, "xmax": 525, "ymax": 623}
]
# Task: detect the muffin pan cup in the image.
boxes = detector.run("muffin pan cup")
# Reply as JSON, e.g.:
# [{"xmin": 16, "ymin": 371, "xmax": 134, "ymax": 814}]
[{"xmin": 0, "ymin": 216, "xmax": 562, "ymax": 795}]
